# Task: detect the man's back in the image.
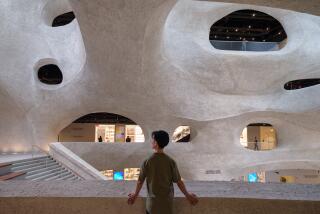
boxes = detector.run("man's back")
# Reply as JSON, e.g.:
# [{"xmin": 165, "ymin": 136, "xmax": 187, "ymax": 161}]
[
  {"xmin": 139, "ymin": 153, "xmax": 181, "ymax": 214},
  {"xmin": 128, "ymin": 130, "xmax": 198, "ymax": 214}
]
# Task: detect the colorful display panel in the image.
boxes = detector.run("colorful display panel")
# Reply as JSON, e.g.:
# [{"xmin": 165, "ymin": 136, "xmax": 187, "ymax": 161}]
[
  {"xmin": 124, "ymin": 168, "xmax": 140, "ymax": 180},
  {"xmin": 114, "ymin": 171, "xmax": 124, "ymax": 181},
  {"xmin": 101, "ymin": 169, "xmax": 114, "ymax": 180},
  {"xmin": 248, "ymin": 172, "xmax": 258, "ymax": 182}
]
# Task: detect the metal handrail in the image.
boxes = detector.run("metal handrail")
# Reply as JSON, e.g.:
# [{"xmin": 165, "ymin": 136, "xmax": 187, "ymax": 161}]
[{"xmin": 31, "ymin": 145, "xmax": 49, "ymax": 168}]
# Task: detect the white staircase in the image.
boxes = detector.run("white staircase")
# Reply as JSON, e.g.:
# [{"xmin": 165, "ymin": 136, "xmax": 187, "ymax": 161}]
[{"xmin": 1, "ymin": 156, "xmax": 82, "ymax": 181}]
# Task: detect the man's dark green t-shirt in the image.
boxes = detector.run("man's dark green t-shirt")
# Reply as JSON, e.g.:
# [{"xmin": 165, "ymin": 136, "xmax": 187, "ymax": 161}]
[{"xmin": 138, "ymin": 153, "xmax": 181, "ymax": 214}]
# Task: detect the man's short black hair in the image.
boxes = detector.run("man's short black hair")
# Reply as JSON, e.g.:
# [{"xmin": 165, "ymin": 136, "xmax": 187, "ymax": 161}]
[{"xmin": 152, "ymin": 130, "xmax": 169, "ymax": 148}]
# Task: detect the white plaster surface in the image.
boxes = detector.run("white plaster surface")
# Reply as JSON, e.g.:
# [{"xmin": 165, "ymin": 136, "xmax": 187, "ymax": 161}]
[{"xmin": 0, "ymin": 0, "xmax": 320, "ymax": 181}]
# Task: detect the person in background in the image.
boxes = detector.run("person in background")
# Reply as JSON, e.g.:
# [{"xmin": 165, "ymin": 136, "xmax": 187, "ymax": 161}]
[
  {"xmin": 126, "ymin": 136, "xmax": 131, "ymax": 142},
  {"xmin": 98, "ymin": 136, "xmax": 103, "ymax": 142},
  {"xmin": 254, "ymin": 136, "xmax": 259, "ymax": 150}
]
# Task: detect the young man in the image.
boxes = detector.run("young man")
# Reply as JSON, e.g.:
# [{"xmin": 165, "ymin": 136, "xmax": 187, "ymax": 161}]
[{"xmin": 128, "ymin": 130, "xmax": 198, "ymax": 214}]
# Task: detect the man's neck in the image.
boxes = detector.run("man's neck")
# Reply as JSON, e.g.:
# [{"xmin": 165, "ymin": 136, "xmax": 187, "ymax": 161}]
[{"xmin": 154, "ymin": 149, "xmax": 164, "ymax": 153}]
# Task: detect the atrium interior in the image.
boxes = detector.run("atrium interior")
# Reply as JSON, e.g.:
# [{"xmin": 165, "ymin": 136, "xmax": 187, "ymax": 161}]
[{"xmin": 0, "ymin": 0, "xmax": 320, "ymax": 213}]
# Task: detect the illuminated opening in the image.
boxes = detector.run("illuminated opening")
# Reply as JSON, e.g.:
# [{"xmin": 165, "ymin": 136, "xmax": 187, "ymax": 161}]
[
  {"xmin": 58, "ymin": 113, "xmax": 145, "ymax": 143},
  {"xmin": 173, "ymin": 126, "xmax": 191, "ymax": 143},
  {"xmin": 241, "ymin": 169, "xmax": 320, "ymax": 184},
  {"xmin": 124, "ymin": 168, "xmax": 140, "ymax": 181},
  {"xmin": 210, "ymin": 9, "xmax": 287, "ymax": 51},
  {"xmin": 113, "ymin": 171, "xmax": 124, "ymax": 181},
  {"xmin": 101, "ymin": 169, "xmax": 113, "ymax": 180},
  {"xmin": 248, "ymin": 172, "xmax": 259, "ymax": 182},
  {"xmin": 240, "ymin": 123, "xmax": 277, "ymax": 151}
]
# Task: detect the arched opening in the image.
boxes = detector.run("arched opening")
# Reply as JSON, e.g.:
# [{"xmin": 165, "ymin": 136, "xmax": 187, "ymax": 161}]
[
  {"xmin": 101, "ymin": 168, "xmax": 141, "ymax": 181},
  {"xmin": 58, "ymin": 113, "xmax": 145, "ymax": 143},
  {"xmin": 209, "ymin": 9, "xmax": 287, "ymax": 51},
  {"xmin": 52, "ymin": 11, "xmax": 75, "ymax": 27},
  {"xmin": 284, "ymin": 79, "xmax": 320, "ymax": 90},
  {"xmin": 241, "ymin": 169, "xmax": 320, "ymax": 184},
  {"xmin": 38, "ymin": 64, "xmax": 63, "ymax": 85},
  {"xmin": 172, "ymin": 126, "xmax": 191, "ymax": 143},
  {"xmin": 240, "ymin": 123, "xmax": 277, "ymax": 151}
]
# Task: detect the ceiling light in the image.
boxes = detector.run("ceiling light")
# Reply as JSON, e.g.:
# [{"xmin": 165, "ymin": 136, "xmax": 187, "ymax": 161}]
[{"xmin": 248, "ymin": 25, "xmax": 251, "ymax": 29}]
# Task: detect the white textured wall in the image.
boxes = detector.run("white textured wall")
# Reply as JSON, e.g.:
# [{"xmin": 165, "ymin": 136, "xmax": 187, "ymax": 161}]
[
  {"xmin": 0, "ymin": 0, "xmax": 320, "ymax": 180},
  {"xmin": 59, "ymin": 123, "xmax": 96, "ymax": 142}
]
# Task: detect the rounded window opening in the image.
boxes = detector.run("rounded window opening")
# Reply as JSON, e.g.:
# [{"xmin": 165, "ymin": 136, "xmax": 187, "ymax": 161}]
[
  {"xmin": 101, "ymin": 168, "xmax": 141, "ymax": 181},
  {"xmin": 38, "ymin": 64, "xmax": 63, "ymax": 85},
  {"xmin": 173, "ymin": 126, "xmax": 191, "ymax": 143},
  {"xmin": 58, "ymin": 113, "xmax": 145, "ymax": 143},
  {"xmin": 284, "ymin": 79, "xmax": 320, "ymax": 90},
  {"xmin": 52, "ymin": 11, "xmax": 75, "ymax": 27},
  {"xmin": 240, "ymin": 123, "xmax": 277, "ymax": 151},
  {"xmin": 240, "ymin": 169, "xmax": 320, "ymax": 184},
  {"xmin": 209, "ymin": 9, "xmax": 287, "ymax": 51}
]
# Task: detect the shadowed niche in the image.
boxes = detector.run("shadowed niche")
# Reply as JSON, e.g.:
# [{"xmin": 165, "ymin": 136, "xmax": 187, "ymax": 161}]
[
  {"xmin": 38, "ymin": 64, "xmax": 63, "ymax": 85},
  {"xmin": 52, "ymin": 11, "xmax": 75, "ymax": 27}
]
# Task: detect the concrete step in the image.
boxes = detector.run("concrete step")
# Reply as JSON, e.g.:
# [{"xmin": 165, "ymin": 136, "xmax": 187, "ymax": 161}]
[
  {"xmin": 69, "ymin": 177, "xmax": 79, "ymax": 181},
  {"xmin": 44, "ymin": 170, "xmax": 70, "ymax": 181},
  {"xmin": 54, "ymin": 171, "xmax": 73, "ymax": 181},
  {"xmin": 0, "ymin": 172, "xmax": 26, "ymax": 181},
  {"xmin": 1, "ymin": 154, "xmax": 81, "ymax": 181},
  {"xmin": 59, "ymin": 173, "xmax": 75, "ymax": 180},
  {"xmin": 12, "ymin": 157, "xmax": 52, "ymax": 167},
  {"xmin": 25, "ymin": 167, "xmax": 65, "ymax": 180},
  {"xmin": 31, "ymin": 169, "xmax": 70, "ymax": 181},
  {"xmin": 13, "ymin": 162, "xmax": 59, "ymax": 173},
  {"xmin": 0, "ymin": 163, "xmax": 12, "ymax": 176},
  {"xmin": 10, "ymin": 156, "xmax": 49, "ymax": 164},
  {"xmin": 25, "ymin": 165, "xmax": 61, "ymax": 176},
  {"xmin": 11, "ymin": 160, "xmax": 56, "ymax": 171}
]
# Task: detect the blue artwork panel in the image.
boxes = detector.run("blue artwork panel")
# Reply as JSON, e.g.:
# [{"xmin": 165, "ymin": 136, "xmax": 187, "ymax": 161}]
[
  {"xmin": 248, "ymin": 172, "xmax": 258, "ymax": 182},
  {"xmin": 114, "ymin": 171, "xmax": 124, "ymax": 181}
]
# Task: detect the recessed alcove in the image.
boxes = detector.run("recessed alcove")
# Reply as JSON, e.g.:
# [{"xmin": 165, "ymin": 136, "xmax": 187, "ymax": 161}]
[
  {"xmin": 284, "ymin": 79, "xmax": 320, "ymax": 90},
  {"xmin": 241, "ymin": 169, "xmax": 320, "ymax": 184},
  {"xmin": 58, "ymin": 112, "xmax": 145, "ymax": 143},
  {"xmin": 38, "ymin": 64, "xmax": 63, "ymax": 85},
  {"xmin": 209, "ymin": 9, "xmax": 287, "ymax": 51},
  {"xmin": 240, "ymin": 123, "xmax": 277, "ymax": 151},
  {"xmin": 42, "ymin": 0, "xmax": 76, "ymax": 27},
  {"xmin": 52, "ymin": 11, "xmax": 75, "ymax": 27},
  {"xmin": 172, "ymin": 126, "xmax": 191, "ymax": 143}
]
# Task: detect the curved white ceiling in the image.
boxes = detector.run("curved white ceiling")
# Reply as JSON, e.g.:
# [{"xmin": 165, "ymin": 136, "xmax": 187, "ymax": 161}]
[{"xmin": 0, "ymin": 0, "xmax": 319, "ymax": 180}]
